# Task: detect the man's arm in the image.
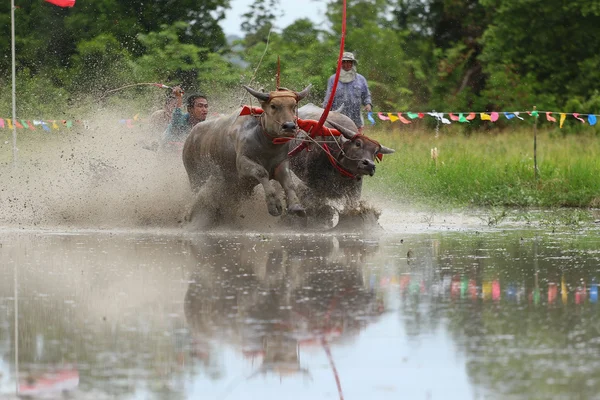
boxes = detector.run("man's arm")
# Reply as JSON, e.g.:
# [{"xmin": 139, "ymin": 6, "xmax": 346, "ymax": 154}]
[
  {"xmin": 360, "ymin": 75, "xmax": 372, "ymax": 111},
  {"xmin": 322, "ymin": 76, "xmax": 334, "ymax": 108}
]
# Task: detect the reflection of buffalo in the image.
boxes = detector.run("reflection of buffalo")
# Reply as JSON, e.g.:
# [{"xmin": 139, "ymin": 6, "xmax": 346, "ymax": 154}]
[{"xmin": 183, "ymin": 235, "xmax": 384, "ymax": 376}]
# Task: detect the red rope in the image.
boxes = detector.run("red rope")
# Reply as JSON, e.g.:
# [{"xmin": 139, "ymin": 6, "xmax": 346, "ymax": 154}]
[{"xmin": 288, "ymin": 0, "xmax": 347, "ymax": 157}]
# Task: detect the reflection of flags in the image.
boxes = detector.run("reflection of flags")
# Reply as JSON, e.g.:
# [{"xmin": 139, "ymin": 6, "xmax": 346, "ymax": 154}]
[{"xmin": 44, "ymin": 0, "xmax": 76, "ymax": 7}]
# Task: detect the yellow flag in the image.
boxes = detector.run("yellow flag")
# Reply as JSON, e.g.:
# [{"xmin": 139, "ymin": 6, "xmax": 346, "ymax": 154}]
[
  {"xmin": 7, "ymin": 119, "xmax": 13, "ymax": 129},
  {"xmin": 387, "ymin": 113, "xmax": 399, "ymax": 122},
  {"xmin": 480, "ymin": 113, "xmax": 491, "ymax": 121},
  {"xmin": 561, "ymin": 275, "xmax": 568, "ymax": 304},
  {"xmin": 482, "ymin": 281, "xmax": 492, "ymax": 300},
  {"xmin": 559, "ymin": 113, "xmax": 566, "ymax": 128},
  {"xmin": 51, "ymin": 120, "xmax": 59, "ymax": 130}
]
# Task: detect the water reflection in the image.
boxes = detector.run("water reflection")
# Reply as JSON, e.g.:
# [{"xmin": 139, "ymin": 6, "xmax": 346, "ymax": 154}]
[
  {"xmin": 184, "ymin": 235, "xmax": 383, "ymax": 386},
  {"xmin": 0, "ymin": 230, "xmax": 599, "ymax": 399}
]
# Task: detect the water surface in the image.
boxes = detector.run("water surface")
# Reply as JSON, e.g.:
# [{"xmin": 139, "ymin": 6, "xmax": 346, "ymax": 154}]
[{"xmin": 1, "ymin": 228, "xmax": 600, "ymax": 399}]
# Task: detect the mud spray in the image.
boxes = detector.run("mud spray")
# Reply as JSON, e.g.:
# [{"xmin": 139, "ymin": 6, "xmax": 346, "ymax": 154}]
[
  {"xmin": 0, "ymin": 106, "xmax": 484, "ymax": 233},
  {"xmin": 0, "ymin": 108, "xmax": 195, "ymax": 230}
]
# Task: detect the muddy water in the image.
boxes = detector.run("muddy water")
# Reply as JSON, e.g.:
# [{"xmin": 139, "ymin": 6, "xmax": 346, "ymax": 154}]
[
  {"xmin": 1, "ymin": 228, "xmax": 600, "ymax": 400},
  {"xmin": 2, "ymin": 120, "xmax": 600, "ymax": 399}
]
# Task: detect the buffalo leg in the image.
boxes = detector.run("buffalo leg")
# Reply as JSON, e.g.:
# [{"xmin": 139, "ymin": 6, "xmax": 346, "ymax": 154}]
[
  {"xmin": 237, "ymin": 155, "xmax": 283, "ymax": 216},
  {"xmin": 274, "ymin": 161, "xmax": 305, "ymax": 217}
]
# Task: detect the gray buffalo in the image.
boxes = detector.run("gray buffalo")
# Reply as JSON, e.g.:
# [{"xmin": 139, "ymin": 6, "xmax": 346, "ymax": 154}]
[
  {"xmin": 182, "ymin": 85, "xmax": 311, "ymax": 226},
  {"xmin": 289, "ymin": 103, "xmax": 395, "ymax": 220}
]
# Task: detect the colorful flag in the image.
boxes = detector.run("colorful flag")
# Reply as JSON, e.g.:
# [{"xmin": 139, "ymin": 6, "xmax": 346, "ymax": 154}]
[
  {"xmin": 367, "ymin": 112, "xmax": 375, "ymax": 125},
  {"xmin": 397, "ymin": 113, "xmax": 411, "ymax": 124},
  {"xmin": 44, "ymin": 0, "xmax": 76, "ymax": 7}
]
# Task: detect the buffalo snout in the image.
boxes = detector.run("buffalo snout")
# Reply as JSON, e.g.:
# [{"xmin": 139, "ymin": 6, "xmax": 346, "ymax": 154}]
[
  {"xmin": 281, "ymin": 121, "xmax": 297, "ymax": 132},
  {"xmin": 361, "ymin": 159, "xmax": 376, "ymax": 176}
]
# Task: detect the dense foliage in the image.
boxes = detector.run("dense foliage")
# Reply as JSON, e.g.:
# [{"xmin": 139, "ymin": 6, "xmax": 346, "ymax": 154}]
[{"xmin": 1, "ymin": 0, "xmax": 600, "ymax": 121}]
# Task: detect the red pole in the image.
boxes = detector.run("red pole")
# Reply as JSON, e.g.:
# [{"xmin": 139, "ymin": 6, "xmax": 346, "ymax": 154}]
[
  {"xmin": 288, "ymin": 0, "xmax": 347, "ymax": 157},
  {"xmin": 317, "ymin": 0, "xmax": 347, "ymax": 131}
]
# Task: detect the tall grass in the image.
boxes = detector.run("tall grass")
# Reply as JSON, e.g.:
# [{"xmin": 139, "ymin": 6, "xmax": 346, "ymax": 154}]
[{"xmin": 365, "ymin": 126, "xmax": 600, "ymax": 208}]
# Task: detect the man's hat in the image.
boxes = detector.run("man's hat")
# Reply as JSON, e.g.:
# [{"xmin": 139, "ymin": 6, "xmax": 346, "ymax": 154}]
[{"xmin": 341, "ymin": 52, "xmax": 357, "ymax": 64}]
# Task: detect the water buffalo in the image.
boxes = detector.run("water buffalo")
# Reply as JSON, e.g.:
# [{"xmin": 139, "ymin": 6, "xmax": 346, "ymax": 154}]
[
  {"xmin": 289, "ymin": 103, "xmax": 395, "ymax": 227},
  {"xmin": 182, "ymin": 85, "xmax": 311, "ymax": 226}
]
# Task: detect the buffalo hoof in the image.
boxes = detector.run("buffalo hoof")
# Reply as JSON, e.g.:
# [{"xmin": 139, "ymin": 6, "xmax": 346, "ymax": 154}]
[
  {"xmin": 287, "ymin": 204, "xmax": 306, "ymax": 218},
  {"xmin": 268, "ymin": 201, "xmax": 283, "ymax": 217}
]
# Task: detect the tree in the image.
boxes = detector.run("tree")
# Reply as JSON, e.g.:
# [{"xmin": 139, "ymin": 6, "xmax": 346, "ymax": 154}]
[
  {"xmin": 240, "ymin": 0, "xmax": 283, "ymax": 47},
  {"xmin": 479, "ymin": 0, "xmax": 600, "ymax": 110}
]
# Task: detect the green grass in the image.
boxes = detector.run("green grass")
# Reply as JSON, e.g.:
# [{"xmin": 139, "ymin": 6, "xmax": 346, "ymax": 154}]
[{"xmin": 365, "ymin": 126, "xmax": 600, "ymax": 208}]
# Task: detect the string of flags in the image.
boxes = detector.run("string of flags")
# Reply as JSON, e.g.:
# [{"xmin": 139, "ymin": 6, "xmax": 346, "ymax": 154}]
[
  {"xmin": 0, "ymin": 115, "xmax": 142, "ymax": 131},
  {"xmin": 367, "ymin": 110, "xmax": 599, "ymax": 128},
  {"xmin": 2, "ymin": 110, "xmax": 599, "ymax": 132}
]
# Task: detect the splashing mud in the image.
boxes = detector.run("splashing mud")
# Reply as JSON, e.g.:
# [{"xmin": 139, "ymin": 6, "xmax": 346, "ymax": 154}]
[
  {"xmin": 0, "ymin": 109, "xmax": 193, "ymax": 230},
  {"xmin": 0, "ymin": 108, "xmax": 489, "ymax": 234}
]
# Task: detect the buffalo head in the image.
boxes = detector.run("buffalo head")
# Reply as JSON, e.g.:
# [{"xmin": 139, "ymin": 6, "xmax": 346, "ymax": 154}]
[
  {"xmin": 244, "ymin": 85, "xmax": 312, "ymax": 138},
  {"xmin": 326, "ymin": 120, "xmax": 395, "ymax": 177}
]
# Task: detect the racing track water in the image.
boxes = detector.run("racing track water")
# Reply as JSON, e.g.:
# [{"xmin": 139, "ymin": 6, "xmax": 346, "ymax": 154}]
[{"xmin": 2, "ymin": 119, "xmax": 600, "ymax": 399}]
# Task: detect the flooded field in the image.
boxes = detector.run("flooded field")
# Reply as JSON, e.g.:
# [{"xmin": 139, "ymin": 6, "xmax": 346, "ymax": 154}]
[
  {"xmin": 1, "ymin": 227, "xmax": 600, "ymax": 400},
  {"xmin": 2, "ymin": 123, "xmax": 600, "ymax": 399}
]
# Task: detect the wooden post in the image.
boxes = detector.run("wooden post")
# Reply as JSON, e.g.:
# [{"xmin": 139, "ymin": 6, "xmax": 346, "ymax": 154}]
[{"xmin": 533, "ymin": 106, "xmax": 539, "ymax": 181}]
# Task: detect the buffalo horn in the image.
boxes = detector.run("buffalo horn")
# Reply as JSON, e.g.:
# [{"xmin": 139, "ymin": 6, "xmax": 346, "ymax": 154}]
[
  {"xmin": 326, "ymin": 120, "xmax": 357, "ymax": 140},
  {"xmin": 243, "ymin": 85, "xmax": 270, "ymax": 102},
  {"xmin": 378, "ymin": 145, "xmax": 395, "ymax": 155},
  {"xmin": 295, "ymin": 84, "xmax": 312, "ymax": 101}
]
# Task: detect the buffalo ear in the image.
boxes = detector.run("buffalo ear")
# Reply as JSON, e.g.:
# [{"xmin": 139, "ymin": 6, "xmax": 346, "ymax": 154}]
[
  {"xmin": 243, "ymin": 85, "xmax": 270, "ymax": 102},
  {"xmin": 295, "ymin": 84, "xmax": 312, "ymax": 101},
  {"xmin": 378, "ymin": 145, "xmax": 395, "ymax": 155}
]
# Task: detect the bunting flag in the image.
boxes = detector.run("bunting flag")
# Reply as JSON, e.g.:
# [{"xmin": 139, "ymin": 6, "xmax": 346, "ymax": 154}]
[
  {"xmin": 44, "ymin": 0, "xmax": 76, "ymax": 7},
  {"xmin": 2, "ymin": 109, "xmax": 599, "ymax": 132},
  {"xmin": 397, "ymin": 113, "xmax": 411, "ymax": 124},
  {"xmin": 387, "ymin": 113, "xmax": 399, "ymax": 122},
  {"xmin": 428, "ymin": 112, "xmax": 451, "ymax": 124},
  {"xmin": 367, "ymin": 112, "xmax": 375, "ymax": 125}
]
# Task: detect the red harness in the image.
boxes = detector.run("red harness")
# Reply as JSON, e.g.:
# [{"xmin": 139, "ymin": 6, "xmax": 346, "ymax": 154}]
[
  {"xmin": 239, "ymin": 105, "xmax": 343, "ymax": 142},
  {"xmin": 239, "ymin": 106, "xmax": 382, "ymax": 179}
]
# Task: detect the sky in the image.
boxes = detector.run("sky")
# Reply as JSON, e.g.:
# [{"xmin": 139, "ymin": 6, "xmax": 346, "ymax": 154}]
[{"xmin": 220, "ymin": 0, "xmax": 329, "ymax": 37}]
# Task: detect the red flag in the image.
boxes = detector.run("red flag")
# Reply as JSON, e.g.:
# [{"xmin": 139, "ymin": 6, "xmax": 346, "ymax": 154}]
[{"xmin": 44, "ymin": 0, "xmax": 76, "ymax": 7}]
